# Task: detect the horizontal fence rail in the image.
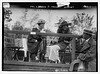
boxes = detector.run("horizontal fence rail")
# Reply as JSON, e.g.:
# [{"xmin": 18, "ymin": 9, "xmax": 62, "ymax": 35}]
[{"xmin": 4, "ymin": 30, "xmax": 80, "ymax": 37}]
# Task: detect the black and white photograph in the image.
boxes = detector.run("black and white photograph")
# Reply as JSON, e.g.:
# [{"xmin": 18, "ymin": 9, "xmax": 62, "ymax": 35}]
[{"xmin": 2, "ymin": 1, "xmax": 98, "ymax": 72}]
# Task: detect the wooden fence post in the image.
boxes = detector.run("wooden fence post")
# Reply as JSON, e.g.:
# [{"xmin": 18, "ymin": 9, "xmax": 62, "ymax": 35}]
[
  {"xmin": 43, "ymin": 37, "xmax": 47, "ymax": 54},
  {"xmin": 71, "ymin": 38, "xmax": 76, "ymax": 62}
]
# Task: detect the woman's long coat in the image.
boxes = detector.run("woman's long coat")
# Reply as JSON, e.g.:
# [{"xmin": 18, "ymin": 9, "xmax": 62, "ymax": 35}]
[{"xmin": 27, "ymin": 28, "xmax": 42, "ymax": 54}]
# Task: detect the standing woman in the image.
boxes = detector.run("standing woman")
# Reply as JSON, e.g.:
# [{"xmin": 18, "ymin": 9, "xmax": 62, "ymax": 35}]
[{"xmin": 27, "ymin": 19, "xmax": 46, "ymax": 62}]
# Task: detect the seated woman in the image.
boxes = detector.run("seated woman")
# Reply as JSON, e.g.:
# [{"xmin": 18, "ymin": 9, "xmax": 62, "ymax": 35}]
[{"xmin": 45, "ymin": 21, "xmax": 72, "ymax": 63}]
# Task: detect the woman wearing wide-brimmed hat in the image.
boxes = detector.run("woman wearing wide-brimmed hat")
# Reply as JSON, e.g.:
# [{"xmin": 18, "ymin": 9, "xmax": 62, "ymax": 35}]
[
  {"xmin": 27, "ymin": 19, "xmax": 46, "ymax": 62},
  {"xmin": 45, "ymin": 21, "xmax": 72, "ymax": 63}
]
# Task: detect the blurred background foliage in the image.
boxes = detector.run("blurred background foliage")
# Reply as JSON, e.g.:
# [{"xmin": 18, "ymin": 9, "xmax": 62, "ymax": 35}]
[{"xmin": 71, "ymin": 13, "xmax": 96, "ymax": 35}]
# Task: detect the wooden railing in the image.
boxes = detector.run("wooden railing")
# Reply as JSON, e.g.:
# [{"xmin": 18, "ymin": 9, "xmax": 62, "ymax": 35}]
[
  {"xmin": 4, "ymin": 30, "xmax": 79, "ymax": 37},
  {"xmin": 4, "ymin": 30, "xmax": 80, "ymax": 62}
]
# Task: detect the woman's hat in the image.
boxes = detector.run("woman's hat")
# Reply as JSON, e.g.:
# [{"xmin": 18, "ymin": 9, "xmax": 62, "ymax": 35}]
[
  {"xmin": 37, "ymin": 19, "xmax": 45, "ymax": 24},
  {"xmin": 61, "ymin": 21, "xmax": 71, "ymax": 26}
]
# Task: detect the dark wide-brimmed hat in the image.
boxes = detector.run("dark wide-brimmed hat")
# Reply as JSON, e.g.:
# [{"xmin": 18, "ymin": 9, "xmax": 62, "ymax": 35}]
[
  {"xmin": 83, "ymin": 29, "xmax": 93, "ymax": 35},
  {"xmin": 61, "ymin": 21, "xmax": 72, "ymax": 27},
  {"xmin": 37, "ymin": 19, "xmax": 45, "ymax": 24}
]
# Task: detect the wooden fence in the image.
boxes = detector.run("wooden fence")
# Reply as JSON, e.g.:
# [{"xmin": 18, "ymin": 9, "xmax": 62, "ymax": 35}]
[
  {"xmin": 4, "ymin": 30, "xmax": 81, "ymax": 61},
  {"xmin": 4, "ymin": 30, "xmax": 80, "ymax": 62},
  {"xmin": 3, "ymin": 30, "xmax": 81, "ymax": 71}
]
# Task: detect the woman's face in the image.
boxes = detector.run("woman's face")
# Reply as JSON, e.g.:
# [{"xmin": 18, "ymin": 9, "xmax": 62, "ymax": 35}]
[
  {"xmin": 38, "ymin": 23, "xmax": 44, "ymax": 29},
  {"xmin": 63, "ymin": 26, "xmax": 68, "ymax": 30}
]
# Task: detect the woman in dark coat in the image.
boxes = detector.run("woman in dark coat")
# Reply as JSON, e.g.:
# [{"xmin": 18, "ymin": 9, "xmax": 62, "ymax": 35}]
[
  {"xmin": 57, "ymin": 21, "xmax": 72, "ymax": 50},
  {"xmin": 45, "ymin": 21, "xmax": 72, "ymax": 62},
  {"xmin": 27, "ymin": 19, "xmax": 46, "ymax": 61}
]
